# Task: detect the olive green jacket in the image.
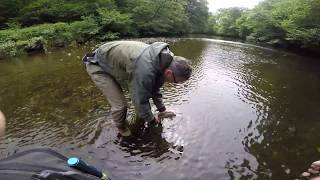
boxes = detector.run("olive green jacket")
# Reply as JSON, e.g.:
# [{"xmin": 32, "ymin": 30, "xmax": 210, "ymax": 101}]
[{"xmin": 95, "ymin": 41, "xmax": 173, "ymax": 122}]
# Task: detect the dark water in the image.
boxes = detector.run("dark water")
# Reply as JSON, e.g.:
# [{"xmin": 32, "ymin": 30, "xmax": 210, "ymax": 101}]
[{"xmin": 0, "ymin": 38, "xmax": 320, "ymax": 180}]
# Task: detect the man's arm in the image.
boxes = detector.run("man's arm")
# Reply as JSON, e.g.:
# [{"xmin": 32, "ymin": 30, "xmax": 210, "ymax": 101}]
[
  {"xmin": 152, "ymin": 89, "xmax": 166, "ymax": 112},
  {"xmin": 129, "ymin": 74, "xmax": 156, "ymax": 123}
]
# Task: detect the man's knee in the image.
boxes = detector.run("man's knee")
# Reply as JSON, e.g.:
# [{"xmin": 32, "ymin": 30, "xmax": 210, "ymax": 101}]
[
  {"xmin": 111, "ymin": 106, "xmax": 127, "ymax": 116},
  {"xmin": 111, "ymin": 106, "xmax": 128, "ymax": 127}
]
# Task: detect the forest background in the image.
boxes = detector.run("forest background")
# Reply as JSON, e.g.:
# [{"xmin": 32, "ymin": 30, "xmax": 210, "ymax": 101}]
[{"xmin": 0, "ymin": 0, "xmax": 319, "ymax": 58}]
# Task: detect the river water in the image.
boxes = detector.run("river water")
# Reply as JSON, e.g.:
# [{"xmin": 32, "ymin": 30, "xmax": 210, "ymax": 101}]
[{"xmin": 0, "ymin": 38, "xmax": 320, "ymax": 179}]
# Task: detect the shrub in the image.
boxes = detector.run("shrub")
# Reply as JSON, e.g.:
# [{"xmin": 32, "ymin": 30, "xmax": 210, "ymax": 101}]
[
  {"xmin": 0, "ymin": 20, "xmax": 102, "ymax": 58},
  {"xmin": 70, "ymin": 17, "xmax": 100, "ymax": 43},
  {"xmin": 0, "ymin": 41, "xmax": 19, "ymax": 58}
]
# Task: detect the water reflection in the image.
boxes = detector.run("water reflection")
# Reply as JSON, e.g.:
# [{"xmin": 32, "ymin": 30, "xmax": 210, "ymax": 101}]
[{"xmin": 216, "ymin": 40, "xmax": 320, "ymax": 179}]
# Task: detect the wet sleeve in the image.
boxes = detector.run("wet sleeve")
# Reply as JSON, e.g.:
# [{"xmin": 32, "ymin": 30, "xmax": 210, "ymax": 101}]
[
  {"xmin": 129, "ymin": 74, "xmax": 155, "ymax": 123},
  {"xmin": 152, "ymin": 89, "xmax": 166, "ymax": 112}
]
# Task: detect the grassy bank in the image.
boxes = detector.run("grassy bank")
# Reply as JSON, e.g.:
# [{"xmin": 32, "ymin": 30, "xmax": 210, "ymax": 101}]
[{"xmin": 0, "ymin": 19, "xmax": 123, "ymax": 59}]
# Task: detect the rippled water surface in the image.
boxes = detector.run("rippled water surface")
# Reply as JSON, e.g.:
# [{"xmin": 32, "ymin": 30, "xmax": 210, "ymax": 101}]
[{"xmin": 0, "ymin": 38, "xmax": 320, "ymax": 179}]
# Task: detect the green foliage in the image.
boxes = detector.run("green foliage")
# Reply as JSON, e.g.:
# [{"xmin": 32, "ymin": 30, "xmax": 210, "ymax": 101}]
[
  {"xmin": 206, "ymin": 14, "xmax": 217, "ymax": 34},
  {"xmin": 235, "ymin": 11, "xmax": 252, "ymax": 38},
  {"xmin": 0, "ymin": 0, "xmax": 29, "ymax": 29},
  {"xmin": 5, "ymin": 20, "xmax": 22, "ymax": 29},
  {"xmin": 215, "ymin": 7, "xmax": 246, "ymax": 37},
  {"xmin": 69, "ymin": 17, "xmax": 100, "ymax": 43},
  {"xmin": 1, "ymin": 0, "xmax": 319, "ymax": 56},
  {"xmin": 0, "ymin": 41, "xmax": 19, "ymax": 58},
  {"xmin": 0, "ymin": 0, "xmax": 120, "ymax": 28},
  {"xmin": 17, "ymin": 0, "xmax": 86, "ymax": 26},
  {"xmin": 126, "ymin": 0, "xmax": 189, "ymax": 36},
  {"xmin": 98, "ymin": 32, "xmax": 121, "ymax": 41},
  {"xmin": 97, "ymin": 7, "xmax": 133, "ymax": 35},
  {"xmin": 0, "ymin": 0, "xmax": 211, "ymax": 41},
  {"xmin": 0, "ymin": 20, "xmax": 102, "ymax": 58},
  {"xmin": 0, "ymin": 0, "xmax": 213, "ymax": 58},
  {"xmin": 273, "ymin": 0, "xmax": 320, "ymax": 46},
  {"xmin": 186, "ymin": 0, "xmax": 209, "ymax": 33},
  {"xmin": 209, "ymin": 0, "xmax": 320, "ymax": 52},
  {"xmin": 245, "ymin": 0, "xmax": 319, "ymax": 49},
  {"xmin": 0, "ymin": 23, "xmax": 65, "ymax": 58},
  {"xmin": 236, "ymin": 1, "xmax": 286, "ymax": 41},
  {"xmin": 17, "ymin": 36, "xmax": 48, "ymax": 52}
]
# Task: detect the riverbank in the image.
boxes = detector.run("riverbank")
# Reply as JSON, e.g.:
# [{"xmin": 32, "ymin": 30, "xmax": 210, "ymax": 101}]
[
  {"xmin": 205, "ymin": 34, "xmax": 320, "ymax": 58},
  {"xmin": 0, "ymin": 20, "xmax": 191, "ymax": 59},
  {"xmin": 0, "ymin": 21, "xmax": 114, "ymax": 59},
  {"xmin": 0, "ymin": 23, "xmax": 319, "ymax": 60}
]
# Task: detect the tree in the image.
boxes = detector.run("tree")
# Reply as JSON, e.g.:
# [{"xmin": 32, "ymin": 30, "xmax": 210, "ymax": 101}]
[
  {"xmin": 207, "ymin": 14, "xmax": 218, "ymax": 34},
  {"xmin": 236, "ymin": 0, "xmax": 320, "ymax": 50},
  {"xmin": 126, "ymin": 0, "xmax": 189, "ymax": 36},
  {"xmin": 0, "ymin": 0, "xmax": 30, "ymax": 28},
  {"xmin": 97, "ymin": 7, "xmax": 133, "ymax": 35},
  {"xmin": 185, "ymin": 0, "xmax": 209, "ymax": 33},
  {"xmin": 273, "ymin": 0, "xmax": 320, "ymax": 46},
  {"xmin": 213, "ymin": 7, "xmax": 246, "ymax": 37}
]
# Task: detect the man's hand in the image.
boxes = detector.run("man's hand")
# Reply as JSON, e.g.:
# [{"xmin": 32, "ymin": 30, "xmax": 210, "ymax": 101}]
[
  {"xmin": 159, "ymin": 111, "xmax": 176, "ymax": 118},
  {"xmin": 154, "ymin": 111, "xmax": 176, "ymax": 124},
  {"xmin": 154, "ymin": 113, "xmax": 161, "ymax": 123}
]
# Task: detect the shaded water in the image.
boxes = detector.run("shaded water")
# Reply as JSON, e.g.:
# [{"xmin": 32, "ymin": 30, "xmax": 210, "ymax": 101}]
[{"xmin": 0, "ymin": 38, "xmax": 320, "ymax": 179}]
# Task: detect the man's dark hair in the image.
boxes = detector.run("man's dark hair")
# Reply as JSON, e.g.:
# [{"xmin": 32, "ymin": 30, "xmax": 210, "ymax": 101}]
[{"xmin": 169, "ymin": 56, "xmax": 192, "ymax": 80}]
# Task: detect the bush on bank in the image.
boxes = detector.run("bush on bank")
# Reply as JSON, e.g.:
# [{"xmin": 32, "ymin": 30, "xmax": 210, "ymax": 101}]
[{"xmin": 0, "ymin": 18, "xmax": 119, "ymax": 58}]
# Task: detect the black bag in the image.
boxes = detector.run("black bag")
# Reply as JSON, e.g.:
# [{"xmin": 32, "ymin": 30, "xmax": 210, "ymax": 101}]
[
  {"xmin": 82, "ymin": 52, "xmax": 98, "ymax": 65},
  {"xmin": 0, "ymin": 148, "xmax": 101, "ymax": 180}
]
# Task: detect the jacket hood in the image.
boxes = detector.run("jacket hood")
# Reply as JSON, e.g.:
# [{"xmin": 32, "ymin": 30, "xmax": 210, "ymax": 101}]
[{"xmin": 148, "ymin": 42, "xmax": 173, "ymax": 73}]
